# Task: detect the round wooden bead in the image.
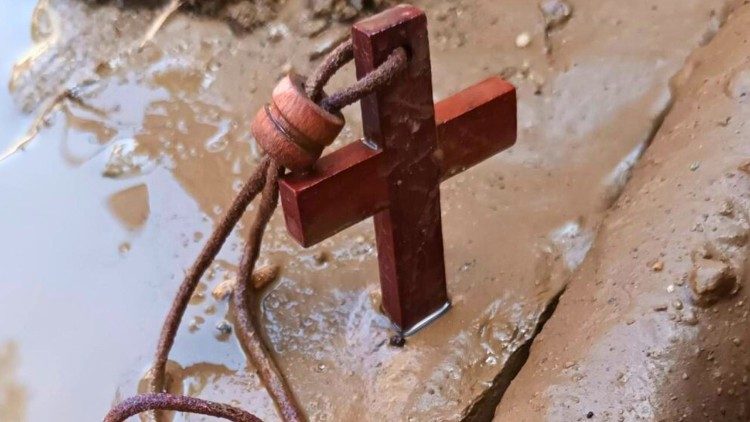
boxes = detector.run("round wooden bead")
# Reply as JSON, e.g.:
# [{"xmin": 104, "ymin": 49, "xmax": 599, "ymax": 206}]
[{"xmin": 251, "ymin": 72, "xmax": 345, "ymax": 172}]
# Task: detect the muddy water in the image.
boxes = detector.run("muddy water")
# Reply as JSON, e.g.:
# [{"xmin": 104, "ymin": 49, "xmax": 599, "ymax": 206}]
[
  {"xmin": 0, "ymin": 0, "xmax": 745, "ymax": 421},
  {"xmin": 0, "ymin": 1, "xmax": 34, "ymax": 152}
]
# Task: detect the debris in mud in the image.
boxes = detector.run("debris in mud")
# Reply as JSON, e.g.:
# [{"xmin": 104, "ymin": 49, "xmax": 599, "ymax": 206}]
[
  {"xmin": 653, "ymin": 303, "xmax": 668, "ymax": 312},
  {"xmin": 101, "ymin": 140, "xmax": 155, "ymax": 179},
  {"xmin": 227, "ymin": 0, "xmax": 276, "ymax": 31},
  {"xmin": 389, "ymin": 334, "xmax": 406, "ymax": 348},
  {"xmin": 689, "ymin": 257, "xmax": 738, "ymax": 306},
  {"xmin": 211, "ymin": 265, "xmax": 279, "ymax": 300},
  {"xmin": 89, "ymin": 0, "xmax": 392, "ymax": 32},
  {"xmin": 515, "ymin": 32, "xmax": 532, "ymax": 48},
  {"xmin": 726, "ymin": 68, "xmax": 750, "ymax": 102},
  {"xmin": 313, "ymin": 250, "xmax": 329, "ymax": 266},
  {"xmin": 215, "ymin": 320, "xmax": 233, "ymax": 339},
  {"xmin": 650, "ymin": 260, "xmax": 664, "ymax": 272},
  {"xmin": 538, "ymin": 0, "xmax": 573, "ymax": 55},
  {"xmin": 539, "ymin": 0, "xmax": 573, "ymax": 31},
  {"xmin": 188, "ymin": 315, "xmax": 204, "ymax": 332},
  {"xmin": 252, "ymin": 264, "xmax": 280, "ymax": 290},
  {"xmin": 212, "ymin": 277, "xmax": 236, "ymax": 300},
  {"xmin": 118, "ymin": 242, "xmax": 131, "ymax": 254},
  {"xmin": 0, "ymin": 88, "xmax": 85, "ymax": 162},
  {"xmin": 139, "ymin": 0, "xmax": 184, "ymax": 50},
  {"xmin": 310, "ymin": 0, "xmax": 395, "ymax": 23}
]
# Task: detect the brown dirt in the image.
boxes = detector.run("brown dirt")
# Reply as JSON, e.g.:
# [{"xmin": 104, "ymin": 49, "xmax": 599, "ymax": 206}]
[
  {"xmin": 85, "ymin": 0, "xmax": 394, "ymax": 32},
  {"xmin": 0, "ymin": 0, "xmax": 748, "ymax": 421},
  {"xmin": 494, "ymin": 5, "xmax": 750, "ymax": 421}
]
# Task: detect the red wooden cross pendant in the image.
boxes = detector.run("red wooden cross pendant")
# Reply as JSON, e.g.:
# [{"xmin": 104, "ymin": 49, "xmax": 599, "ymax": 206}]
[{"xmin": 279, "ymin": 5, "xmax": 517, "ymax": 334}]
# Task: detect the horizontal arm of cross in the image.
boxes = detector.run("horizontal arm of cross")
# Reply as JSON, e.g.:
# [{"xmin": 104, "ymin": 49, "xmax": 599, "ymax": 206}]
[{"xmin": 278, "ymin": 76, "xmax": 516, "ymax": 247}]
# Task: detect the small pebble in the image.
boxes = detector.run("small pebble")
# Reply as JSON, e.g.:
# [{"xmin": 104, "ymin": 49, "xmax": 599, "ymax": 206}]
[
  {"xmin": 690, "ymin": 258, "xmax": 736, "ymax": 304},
  {"xmin": 252, "ymin": 264, "xmax": 280, "ymax": 290},
  {"xmin": 515, "ymin": 32, "xmax": 532, "ymax": 48},
  {"xmin": 267, "ymin": 23, "xmax": 288, "ymax": 43},
  {"xmin": 651, "ymin": 260, "xmax": 664, "ymax": 272},
  {"xmin": 313, "ymin": 250, "xmax": 329, "ymax": 265},
  {"xmin": 681, "ymin": 310, "xmax": 698, "ymax": 325},
  {"xmin": 718, "ymin": 201, "xmax": 734, "ymax": 216},
  {"xmin": 733, "ymin": 337, "xmax": 742, "ymax": 346},
  {"xmin": 690, "ymin": 161, "xmax": 701, "ymax": 171},
  {"xmin": 540, "ymin": 0, "xmax": 573, "ymax": 30},
  {"xmin": 389, "ymin": 335, "xmax": 406, "ymax": 348},
  {"xmin": 216, "ymin": 320, "xmax": 232, "ymax": 335},
  {"xmin": 188, "ymin": 316, "xmax": 204, "ymax": 333},
  {"xmin": 212, "ymin": 278, "xmax": 236, "ymax": 301}
]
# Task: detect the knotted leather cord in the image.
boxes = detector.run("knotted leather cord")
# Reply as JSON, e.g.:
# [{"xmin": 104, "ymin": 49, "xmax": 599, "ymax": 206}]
[
  {"xmin": 305, "ymin": 38, "xmax": 408, "ymax": 113},
  {"xmin": 104, "ymin": 38, "xmax": 407, "ymax": 422},
  {"xmin": 104, "ymin": 394, "xmax": 263, "ymax": 422}
]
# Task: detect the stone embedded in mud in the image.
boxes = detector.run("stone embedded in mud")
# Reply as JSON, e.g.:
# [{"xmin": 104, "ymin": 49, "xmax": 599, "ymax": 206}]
[
  {"xmin": 714, "ymin": 220, "xmax": 749, "ymax": 247},
  {"xmin": 727, "ymin": 68, "xmax": 750, "ymax": 102},
  {"xmin": 252, "ymin": 264, "xmax": 280, "ymax": 290},
  {"xmin": 703, "ymin": 205, "xmax": 750, "ymax": 250},
  {"xmin": 515, "ymin": 32, "xmax": 532, "ymax": 48},
  {"xmin": 215, "ymin": 320, "xmax": 233, "ymax": 340},
  {"xmin": 212, "ymin": 277, "xmax": 236, "ymax": 301},
  {"xmin": 211, "ymin": 265, "xmax": 279, "ymax": 300},
  {"xmin": 651, "ymin": 260, "xmax": 664, "ymax": 272},
  {"xmin": 539, "ymin": 0, "xmax": 573, "ymax": 30},
  {"xmin": 689, "ymin": 257, "xmax": 737, "ymax": 305}
]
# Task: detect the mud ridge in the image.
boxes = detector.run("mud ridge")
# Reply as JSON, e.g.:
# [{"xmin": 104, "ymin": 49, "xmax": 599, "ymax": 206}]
[
  {"xmin": 464, "ymin": 4, "xmax": 750, "ymax": 419},
  {"xmin": 642, "ymin": 1, "xmax": 737, "ymax": 151},
  {"xmin": 463, "ymin": 288, "xmax": 564, "ymax": 422}
]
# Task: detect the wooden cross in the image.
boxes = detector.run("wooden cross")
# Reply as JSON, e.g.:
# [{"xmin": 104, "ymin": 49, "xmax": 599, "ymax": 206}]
[{"xmin": 279, "ymin": 5, "xmax": 517, "ymax": 334}]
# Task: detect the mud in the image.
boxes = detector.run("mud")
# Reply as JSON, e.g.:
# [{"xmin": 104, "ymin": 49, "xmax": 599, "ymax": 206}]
[
  {"xmin": 86, "ymin": 0, "xmax": 393, "ymax": 33},
  {"xmin": 494, "ymin": 6, "xmax": 750, "ymax": 421},
  {"xmin": 0, "ymin": 0, "xmax": 747, "ymax": 421},
  {"xmin": 0, "ymin": 342, "xmax": 27, "ymax": 422}
]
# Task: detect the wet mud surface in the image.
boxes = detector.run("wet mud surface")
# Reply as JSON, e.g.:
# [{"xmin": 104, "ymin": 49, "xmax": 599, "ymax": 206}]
[
  {"xmin": 0, "ymin": 0, "xmax": 747, "ymax": 421},
  {"xmin": 495, "ymin": 5, "xmax": 750, "ymax": 421}
]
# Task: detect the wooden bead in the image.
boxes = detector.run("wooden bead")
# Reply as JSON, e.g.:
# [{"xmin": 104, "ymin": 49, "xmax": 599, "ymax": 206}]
[{"xmin": 251, "ymin": 72, "xmax": 345, "ymax": 172}]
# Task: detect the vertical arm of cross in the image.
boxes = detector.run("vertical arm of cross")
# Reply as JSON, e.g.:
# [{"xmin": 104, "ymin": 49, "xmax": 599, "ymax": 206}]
[{"xmin": 351, "ymin": 5, "xmax": 448, "ymax": 331}]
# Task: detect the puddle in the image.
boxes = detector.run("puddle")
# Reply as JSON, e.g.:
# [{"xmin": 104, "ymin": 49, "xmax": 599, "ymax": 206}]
[{"xmin": 0, "ymin": 2, "xmax": 35, "ymax": 151}]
